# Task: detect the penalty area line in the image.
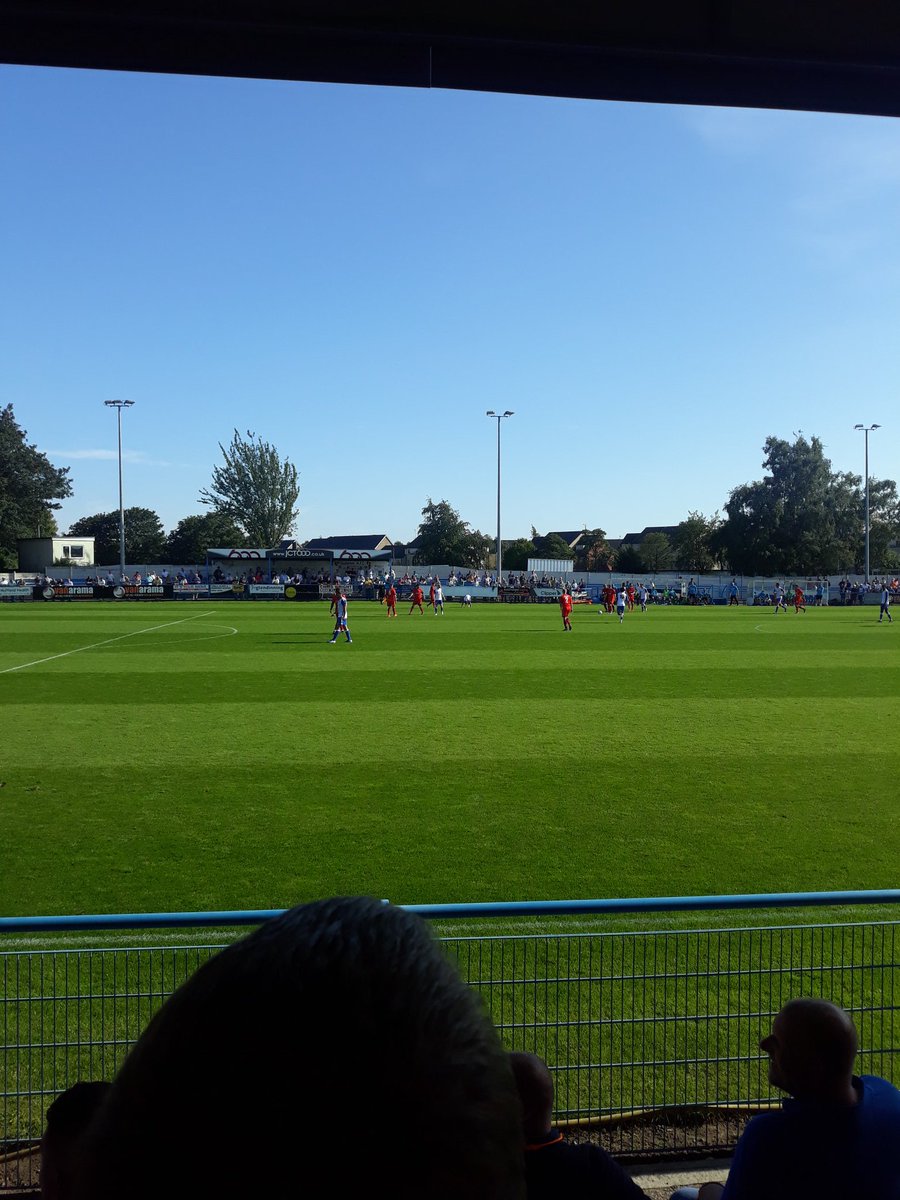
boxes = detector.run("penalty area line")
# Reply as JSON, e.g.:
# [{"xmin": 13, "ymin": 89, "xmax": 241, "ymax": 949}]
[{"xmin": 0, "ymin": 611, "xmax": 220, "ymax": 675}]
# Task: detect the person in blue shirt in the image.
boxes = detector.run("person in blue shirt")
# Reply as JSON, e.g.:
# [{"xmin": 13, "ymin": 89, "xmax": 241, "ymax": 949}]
[
  {"xmin": 879, "ymin": 584, "xmax": 893, "ymax": 624},
  {"xmin": 672, "ymin": 998, "xmax": 900, "ymax": 1200},
  {"xmin": 328, "ymin": 589, "xmax": 352, "ymax": 644}
]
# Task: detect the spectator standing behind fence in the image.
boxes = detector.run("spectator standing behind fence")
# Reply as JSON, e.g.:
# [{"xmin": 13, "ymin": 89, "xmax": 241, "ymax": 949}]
[
  {"xmin": 671, "ymin": 998, "xmax": 900, "ymax": 1200},
  {"xmin": 72, "ymin": 897, "xmax": 524, "ymax": 1200},
  {"xmin": 509, "ymin": 1052, "xmax": 647, "ymax": 1200}
]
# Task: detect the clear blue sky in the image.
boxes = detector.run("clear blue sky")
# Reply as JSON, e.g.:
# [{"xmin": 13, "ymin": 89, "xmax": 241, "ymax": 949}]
[{"xmin": 3, "ymin": 65, "xmax": 898, "ymax": 542}]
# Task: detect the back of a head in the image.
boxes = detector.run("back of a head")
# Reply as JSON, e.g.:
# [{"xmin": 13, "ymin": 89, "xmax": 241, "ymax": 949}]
[
  {"xmin": 779, "ymin": 998, "xmax": 858, "ymax": 1093},
  {"xmin": 42, "ymin": 1082, "xmax": 110, "ymax": 1200},
  {"xmin": 508, "ymin": 1052, "xmax": 554, "ymax": 1143},
  {"xmin": 77, "ymin": 897, "xmax": 523, "ymax": 1200}
]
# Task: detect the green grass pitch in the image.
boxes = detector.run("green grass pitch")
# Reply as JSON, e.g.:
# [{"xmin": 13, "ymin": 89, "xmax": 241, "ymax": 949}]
[{"xmin": 0, "ymin": 599, "xmax": 897, "ymax": 918}]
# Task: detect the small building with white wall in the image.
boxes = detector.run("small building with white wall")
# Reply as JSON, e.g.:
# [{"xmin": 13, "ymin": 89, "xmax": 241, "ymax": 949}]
[{"xmin": 17, "ymin": 537, "xmax": 96, "ymax": 571}]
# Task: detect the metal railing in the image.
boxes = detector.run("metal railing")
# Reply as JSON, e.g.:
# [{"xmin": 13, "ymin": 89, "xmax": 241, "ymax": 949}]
[{"xmin": 2, "ymin": 891, "xmax": 899, "ymax": 1188}]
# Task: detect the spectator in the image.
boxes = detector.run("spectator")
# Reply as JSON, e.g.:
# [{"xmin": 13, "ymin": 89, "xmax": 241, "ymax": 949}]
[
  {"xmin": 74, "ymin": 897, "xmax": 524, "ymax": 1200},
  {"xmin": 509, "ymin": 1052, "xmax": 646, "ymax": 1199},
  {"xmin": 672, "ymin": 998, "xmax": 900, "ymax": 1199},
  {"xmin": 41, "ymin": 1081, "xmax": 110, "ymax": 1200}
]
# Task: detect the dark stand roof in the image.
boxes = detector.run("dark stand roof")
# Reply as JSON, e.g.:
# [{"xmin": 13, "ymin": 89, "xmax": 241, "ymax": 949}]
[
  {"xmin": 304, "ymin": 535, "xmax": 392, "ymax": 552},
  {"xmin": 4, "ymin": 2, "xmax": 900, "ymax": 119}
]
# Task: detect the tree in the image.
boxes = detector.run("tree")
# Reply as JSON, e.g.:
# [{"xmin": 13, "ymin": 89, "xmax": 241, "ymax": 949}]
[
  {"xmin": 640, "ymin": 531, "xmax": 673, "ymax": 573},
  {"xmin": 164, "ymin": 513, "xmax": 248, "ymax": 564},
  {"xmin": 673, "ymin": 511, "xmax": 720, "ymax": 572},
  {"xmin": 199, "ymin": 430, "xmax": 299, "ymax": 546},
  {"xmin": 614, "ymin": 544, "xmax": 645, "ymax": 573},
  {"xmin": 0, "ymin": 404, "xmax": 72, "ymax": 567},
  {"xmin": 713, "ymin": 435, "xmax": 869, "ymax": 575},
  {"xmin": 460, "ymin": 528, "xmax": 493, "ymax": 566},
  {"xmin": 859, "ymin": 478, "xmax": 900, "ymax": 574},
  {"xmin": 415, "ymin": 499, "xmax": 490, "ymax": 565},
  {"xmin": 574, "ymin": 528, "xmax": 610, "ymax": 572},
  {"xmin": 502, "ymin": 538, "xmax": 537, "ymax": 571},
  {"xmin": 67, "ymin": 508, "xmax": 165, "ymax": 565}
]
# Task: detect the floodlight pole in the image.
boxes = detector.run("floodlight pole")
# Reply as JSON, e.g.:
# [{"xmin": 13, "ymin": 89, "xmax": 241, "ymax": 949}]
[
  {"xmin": 854, "ymin": 423, "xmax": 881, "ymax": 582},
  {"xmin": 486, "ymin": 410, "xmax": 514, "ymax": 588},
  {"xmin": 104, "ymin": 400, "xmax": 135, "ymax": 578}
]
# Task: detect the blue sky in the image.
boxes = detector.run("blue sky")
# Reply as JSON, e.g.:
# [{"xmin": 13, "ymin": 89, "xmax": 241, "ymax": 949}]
[{"xmin": 2, "ymin": 66, "xmax": 898, "ymax": 542}]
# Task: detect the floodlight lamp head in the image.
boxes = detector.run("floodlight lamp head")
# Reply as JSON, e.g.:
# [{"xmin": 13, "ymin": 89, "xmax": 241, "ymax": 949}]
[
  {"xmin": 503, "ymin": 410, "xmax": 514, "ymax": 417},
  {"xmin": 486, "ymin": 410, "xmax": 496, "ymax": 417},
  {"xmin": 872, "ymin": 423, "xmax": 881, "ymax": 430},
  {"xmin": 854, "ymin": 424, "xmax": 864, "ymax": 430}
]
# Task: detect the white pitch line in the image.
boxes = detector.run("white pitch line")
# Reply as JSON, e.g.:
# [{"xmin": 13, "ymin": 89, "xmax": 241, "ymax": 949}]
[{"xmin": 0, "ymin": 611, "xmax": 220, "ymax": 675}]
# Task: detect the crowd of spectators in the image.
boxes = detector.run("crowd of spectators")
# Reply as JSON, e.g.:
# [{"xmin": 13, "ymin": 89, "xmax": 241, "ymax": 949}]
[
  {"xmin": 837, "ymin": 577, "xmax": 900, "ymax": 604},
  {"xmin": 32, "ymin": 897, "xmax": 900, "ymax": 1200}
]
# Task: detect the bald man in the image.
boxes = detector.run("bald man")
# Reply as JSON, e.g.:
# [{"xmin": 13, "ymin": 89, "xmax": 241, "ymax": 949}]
[
  {"xmin": 509, "ymin": 1052, "xmax": 647, "ymax": 1199},
  {"xmin": 673, "ymin": 998, "xmax": 900, "ymax": 1200}
]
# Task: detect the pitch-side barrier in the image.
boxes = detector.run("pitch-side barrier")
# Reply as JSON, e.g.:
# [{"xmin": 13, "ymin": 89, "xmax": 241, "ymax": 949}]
[{"xmin": 1, "ymin": 889, "xmax": 898, "ymax": 1186}]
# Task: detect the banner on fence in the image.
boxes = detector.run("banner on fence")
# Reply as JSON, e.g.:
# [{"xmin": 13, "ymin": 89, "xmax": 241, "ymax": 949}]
[
  {"xmin": 33, "ymin": 585, "xmax": 175, "ymax": 601},
  {"xmin": 0, "ymin": 584, "xmax": 31, "ymax": 601}
]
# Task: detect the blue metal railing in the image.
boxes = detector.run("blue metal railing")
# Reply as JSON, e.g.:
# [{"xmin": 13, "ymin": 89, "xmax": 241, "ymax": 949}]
[{"xmin": 2, "ymin": 888, "xmax": 899, "ymax": 932}]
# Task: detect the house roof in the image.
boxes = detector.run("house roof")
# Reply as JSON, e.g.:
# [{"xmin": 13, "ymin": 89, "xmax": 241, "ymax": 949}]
[
  {"xmin": 304, "ymin": 535, "xmax": 393, "ymax": 552},
  {"xmin": 622, "ymin": 526, "xmax": 678, "ymax": 545}
]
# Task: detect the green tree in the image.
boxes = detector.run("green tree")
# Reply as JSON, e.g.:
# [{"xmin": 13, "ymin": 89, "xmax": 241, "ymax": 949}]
[
  {"xmin": 640, "ymin": 531, "xmax": 673, "ymax": 573},
  {"xmin": 502, "ymin": 538, "xmax": 537, "ymax": 571},
  {"xmin": 164, "ymin": 513, "xmax": 248, "ymax": 563},
  {"xmin": 574, "ymin": 528, "xmax": 610, "ymax": 571},
  {"xmin": 714, "ymin": 435, "xmax": 868, "ymax": 574},
  {"xmin": 673, "ymin": 511, "xmax": 720, "ymax": 572},
  {"xmin": 199, "ymin": 430, "xmax": 299, "ymax": 545},
  {"xmin": 460, "ymin": 528, "xmax": 493, "ymax": 567},
  {"xmin": 415, "ymin": 499, "xmax": 489, "ymax": 565},
  {"xmin": 0, "ymin": 404, "xmax": 72, "ymax": 567},
  {"xmin": 860, "ymin": 478, "xmax": 900, "ymax": 573},
  {"xmin": 614, "ymin": 544, "xmax": 645, "ymax": 573},
  {"xmin": 67, "ymin": 508, "xmax": 165, "ymax": 565}
]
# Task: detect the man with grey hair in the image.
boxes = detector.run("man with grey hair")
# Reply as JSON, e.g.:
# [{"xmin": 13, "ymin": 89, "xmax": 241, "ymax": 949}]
[{"xmin": 673, "ymin": 998, "xmax": 900, "ymax": 1199}]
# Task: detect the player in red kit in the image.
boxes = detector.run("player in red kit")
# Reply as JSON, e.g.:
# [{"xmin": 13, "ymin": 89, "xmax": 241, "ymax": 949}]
[
  {"xmin": 385, "ymin": 584, "xmax": 397, "ymax": 617},
  {"xmin": 559, "ymin": 589, "xmax": 573, "ymax": 632},
  {"xmin": 793, "ymin": 585, "xmax": 806, "ymax": 613},
  {"xmin": 409, "ymin": 585, "xmax": 425, "ymax": 615}
]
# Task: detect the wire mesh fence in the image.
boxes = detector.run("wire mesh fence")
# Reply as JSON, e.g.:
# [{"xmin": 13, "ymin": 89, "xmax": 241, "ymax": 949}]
[
  {"xmin": 2, "ymin": 917, "xmax": 898, "ymax": 1187},
  {"xmin": 444, "ymin": 920, "xmax": 900, "ymax": 1156}
]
